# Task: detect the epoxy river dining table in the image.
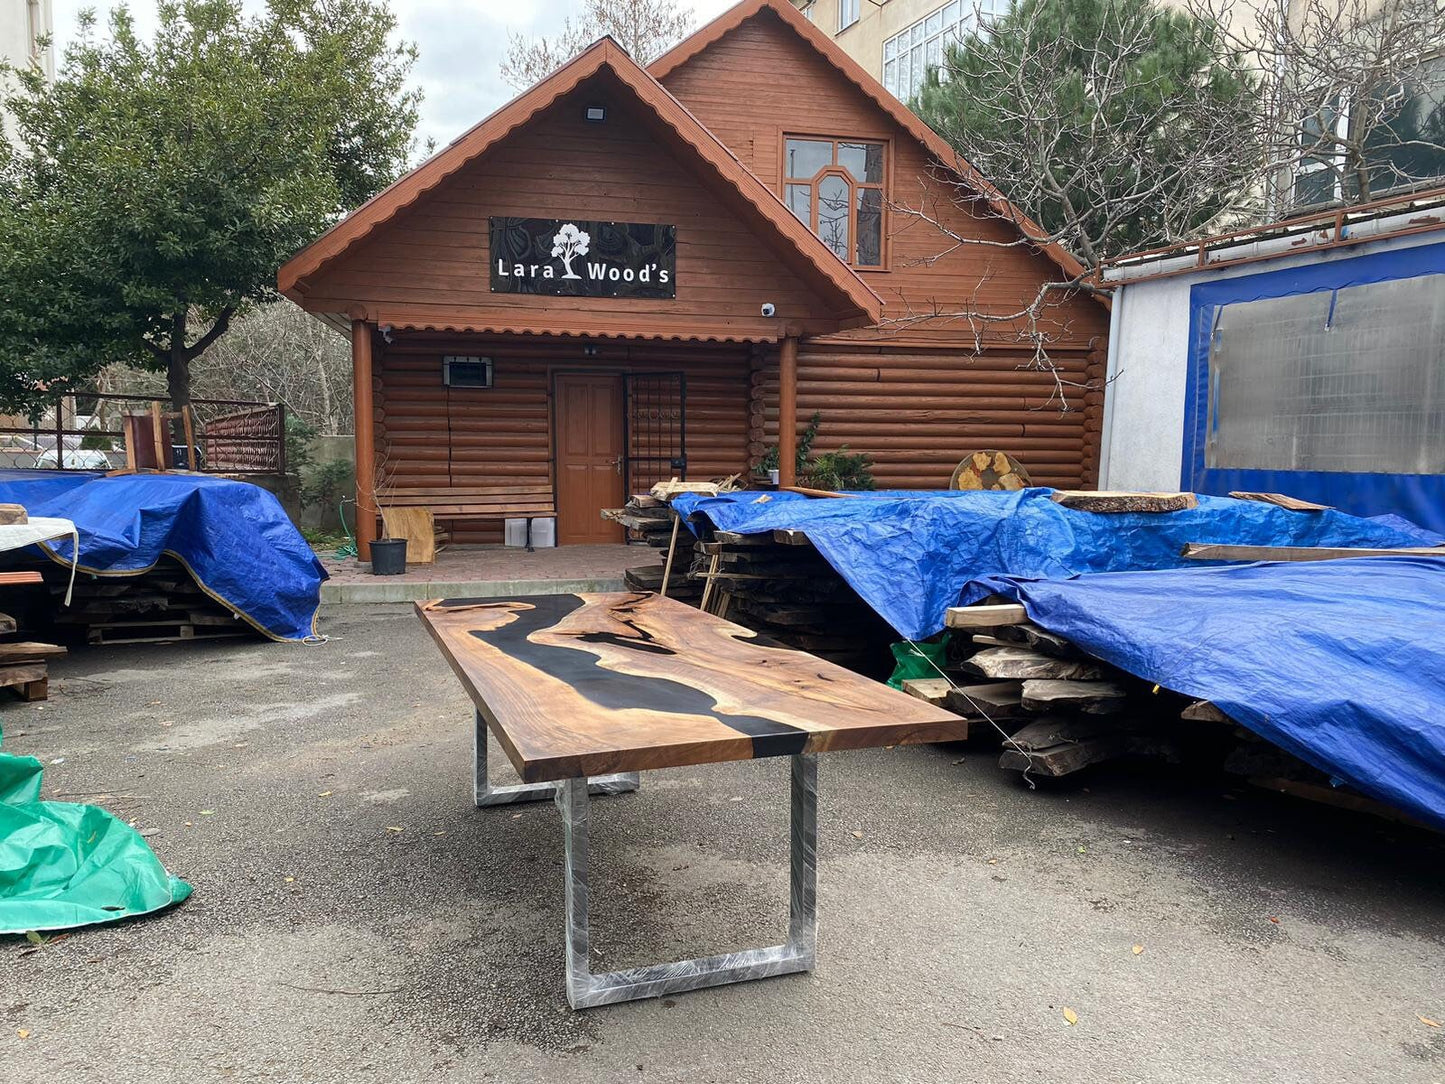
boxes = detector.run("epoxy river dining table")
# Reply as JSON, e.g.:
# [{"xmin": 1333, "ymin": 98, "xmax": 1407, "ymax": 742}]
[{"xmin": 417, "ymin": 591, "xmax": 964, "ymax": 1009}]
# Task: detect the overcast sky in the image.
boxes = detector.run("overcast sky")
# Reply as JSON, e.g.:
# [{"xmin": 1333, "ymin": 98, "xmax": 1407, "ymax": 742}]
[{"xmin": 48, "ymin": 0, "xmax": 740, "ymax": 149}]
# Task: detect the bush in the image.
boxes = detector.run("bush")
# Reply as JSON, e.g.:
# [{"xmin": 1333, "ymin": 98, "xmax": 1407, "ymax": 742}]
[
  {"xmin": 758, "ymin": 412, "xmax": 875, "ymax": 490},
  {"xmin": 301, "ymin": 459, "xmax": 353, "ymax": 511}
]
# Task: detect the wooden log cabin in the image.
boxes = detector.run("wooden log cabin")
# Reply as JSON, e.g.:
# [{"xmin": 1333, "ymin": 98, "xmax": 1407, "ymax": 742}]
[{"xmin": 277, "ymin": 0, "xmax": 1108, "ymax": 557}]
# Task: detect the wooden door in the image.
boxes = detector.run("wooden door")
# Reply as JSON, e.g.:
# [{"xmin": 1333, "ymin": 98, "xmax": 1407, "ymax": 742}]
[{"xmin": 555, "ymin": 374, "xmax": 626, "ymax": 544}]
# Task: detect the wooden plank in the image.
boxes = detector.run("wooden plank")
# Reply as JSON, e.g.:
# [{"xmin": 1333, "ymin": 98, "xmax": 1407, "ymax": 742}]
[
  {"xmin": 714, "ymin": 531, "xmax": 773, "ymax": 546},
  {"xmin": 0, "ymin": 662, "xmax": 47, "ymax": 689},
  {"xmin": 944, "ymin": 603, "xmax": 1029, "ymax": 628},
  {"xmin": 1005, "ymin": 714, "xmax": 1127, "ymax": 750},
  {"xmin": 1182, "ymin": 542, "xmax": 1445, "ymax": 563},
  {"xmin": 0, "ymin": 504, "xmax": 27, "ymax": 525},
  {"xmin": 1020, "ymin": 679, "xmax": 1127, "ymax": 714},
  {"xmin": 901, "ymin": 677, "xmax": 953, "ymax": 706},
  {"xmin": 0, "ymin": 571, "xmax": 44, "ymax": 586},
  {"xmin": 1228, "ymin": 491, "xmax": 1330, "ymax": 512},
  {"xmin": 960, "ymin": 647, "xmax": 1103, "ymax": 681},
  {"xmin": 1181, "ymin": 699, "xmax": 1231, "ymax": 723},
  {"xmin": 0, "ymin": 612, "xmax": 14, "ymax": 635},
  {"xmin": 1249, "ymin": 776, "xmax": 1432, "ymax": 830},
  {"xmin": 0, "ymin": 641, "xmax": 67, "ymax": 663},
  {"xmin": 381, "ymin": 506, "xmax": 436, "ymax": 564},
  {"xmin": 773, "ymin": 529, "xmax": 812, "ymax": 545},
  {"xmin": 416, "ymin": 592, "xmax": 964, "ymax": 783},
  {"xmin": 1052, "ymin": 490, "xmax": 1197, "ymax": 514},
  {"xmin": 999, "ymin": 733, "xmax": 1132, "ymax": 776},
  {"xmin": 944, "ymin": 682, "xmax": 1025, "ymax": 719}
]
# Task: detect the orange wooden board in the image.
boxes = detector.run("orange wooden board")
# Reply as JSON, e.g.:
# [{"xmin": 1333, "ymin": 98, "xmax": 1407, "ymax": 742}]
[{"xmin": 418, "ymin": 592, "xmax": 964, "ymax": 783}]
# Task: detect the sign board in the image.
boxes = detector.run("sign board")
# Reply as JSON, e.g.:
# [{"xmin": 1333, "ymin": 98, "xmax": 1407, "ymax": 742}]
[{"xmin": 489, "ymin": 218, "xmax": 676, "ymax": 299}]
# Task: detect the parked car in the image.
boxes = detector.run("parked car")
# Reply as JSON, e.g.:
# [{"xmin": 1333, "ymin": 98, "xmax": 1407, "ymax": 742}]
[{"xmin": 33, "ymin": 448, "xmax": 112, "ymax": 470}]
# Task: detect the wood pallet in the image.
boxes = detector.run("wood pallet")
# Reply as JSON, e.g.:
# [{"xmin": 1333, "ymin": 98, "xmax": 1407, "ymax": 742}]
[{"xmin": 0, "ymin": 641, "xmax": 66, "ymax": 701}]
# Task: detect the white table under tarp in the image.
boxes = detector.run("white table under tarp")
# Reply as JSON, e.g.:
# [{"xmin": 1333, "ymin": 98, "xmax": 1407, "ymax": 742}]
[{"xmin": 0, "ymin": 516, "xmax": 79, "ymax": 604}]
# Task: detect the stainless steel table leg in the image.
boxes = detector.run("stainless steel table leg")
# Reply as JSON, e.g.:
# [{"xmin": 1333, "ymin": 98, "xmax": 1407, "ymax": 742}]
[
  {"xmin": 474, "ymin": 708, "xmax": 639, "ymax": 807},
  {"xmin": 556, "ymin": 752, "xmax": 819, "ymax": 1009}
]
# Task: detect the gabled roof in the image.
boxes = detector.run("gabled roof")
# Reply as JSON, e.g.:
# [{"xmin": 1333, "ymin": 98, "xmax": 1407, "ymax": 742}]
[
  {"xmin": 277, "ymin": 36, "xmax": 881, "ymax": 326},
  {"xmin": 649, "ymin": 0, "xmax": 1088, "ymax": 285}
]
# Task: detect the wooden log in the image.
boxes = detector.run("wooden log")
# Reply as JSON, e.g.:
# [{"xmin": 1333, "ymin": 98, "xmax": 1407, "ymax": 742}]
[
  {"xmin": 944, "ymin": 603, "xmax": 1028, "ymax": 628},
  {"xmin": 1227, "ymin": 492, "xmax": 1330, "ymax": 512},
  {"xmin": 1020, "ymin": 679, "xmax": 1127, "ymax": 714},
  {"xmin": 1182, "ymin": 543, "xmax": 1445, "ymax": 563},
  {"xmin": 960, "ymin": 647, "xmax": 1102, "ymax": 681},
  {"xmin": 944, "ymin": 681, "xmax": 1025, "ymax": 719},
  {"xmin": 902, "ymin": 677, "xmax": 954, "ymax": 707},
  {"xmin": 1052, "ymin": 490, "xmax": 1198, "ymax": 514}
]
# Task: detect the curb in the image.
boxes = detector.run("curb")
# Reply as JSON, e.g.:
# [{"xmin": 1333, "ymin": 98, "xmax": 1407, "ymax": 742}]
[{"xmin": 321, "ymin": 576, "xmax": 629, "ymax": 604}]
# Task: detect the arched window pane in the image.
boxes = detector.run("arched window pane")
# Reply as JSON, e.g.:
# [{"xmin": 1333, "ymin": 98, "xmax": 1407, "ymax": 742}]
[{"xmin": 817, "ymin": 174, "xmax": 851, "ymax": 262}]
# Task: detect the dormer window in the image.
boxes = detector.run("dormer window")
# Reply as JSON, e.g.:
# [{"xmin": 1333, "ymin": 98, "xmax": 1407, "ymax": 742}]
[{"xmin": 784, "ymin": 137, "xmax": 885, "ymax": 268}]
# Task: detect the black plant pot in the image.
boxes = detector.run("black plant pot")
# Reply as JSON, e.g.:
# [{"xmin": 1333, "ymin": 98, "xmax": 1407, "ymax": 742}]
[{"xmin": 370, "ymin": 538, "xmax": 408, "ymax": 576}]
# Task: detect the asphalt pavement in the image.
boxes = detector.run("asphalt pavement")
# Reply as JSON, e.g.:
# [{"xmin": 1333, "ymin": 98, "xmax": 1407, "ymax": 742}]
[{"xmin": 2, "ymin": 603, "xmax": 1442, "ymax": 1083}]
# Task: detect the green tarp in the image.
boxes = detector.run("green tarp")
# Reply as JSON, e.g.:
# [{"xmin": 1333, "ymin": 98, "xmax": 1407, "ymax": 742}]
[{"xmin": 0, "ymin": 727, "xmax": 190, "ymax": 934}]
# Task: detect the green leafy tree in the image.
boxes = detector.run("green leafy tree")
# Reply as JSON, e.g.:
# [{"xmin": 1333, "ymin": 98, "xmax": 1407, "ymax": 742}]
[
  {"xmin": 0, "ymin": 0, "xmax": 421, "ymax": 417},
  {"xmin": 913, "ymin": 0, "xmax": 1258, "ymax": 266}
]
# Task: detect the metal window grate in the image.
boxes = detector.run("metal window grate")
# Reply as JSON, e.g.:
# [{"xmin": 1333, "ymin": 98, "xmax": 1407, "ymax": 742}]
[
  {"xmin": 1207, "ymin": 272, "xmax": 1445, "ymax": 475},
  {"xmin": 623, "ymin": 372, "xmax": 686, "ymax": 494}
]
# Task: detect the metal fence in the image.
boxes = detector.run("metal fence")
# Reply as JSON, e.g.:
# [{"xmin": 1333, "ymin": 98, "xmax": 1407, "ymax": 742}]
[{"xmin": 0, "ymin": 393, "xmax": 286, "ymax": 475}]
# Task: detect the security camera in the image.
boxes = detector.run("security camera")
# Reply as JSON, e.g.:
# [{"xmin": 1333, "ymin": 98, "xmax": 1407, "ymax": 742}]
[{"xmin": 760, "ymin": 302, "xmax": 776, "ymax": 318}]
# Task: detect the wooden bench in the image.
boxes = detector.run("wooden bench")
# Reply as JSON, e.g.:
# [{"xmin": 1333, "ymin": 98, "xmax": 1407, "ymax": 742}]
[
  {"xmin": 417, "ymin": 591, "xmax": 964, "ymax": 1009},
  {"xmin": 376, "ymin": 485, "xmax": 556, "ymax": 559}
]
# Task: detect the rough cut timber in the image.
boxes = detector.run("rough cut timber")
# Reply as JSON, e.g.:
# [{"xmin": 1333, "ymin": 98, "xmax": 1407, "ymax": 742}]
[
  {"xmin": 945, "ymin": 682, "xmax": 1026, "ymax": 720},
  {"xmin": 944, "ymin": 603, "xmax": 1029, "ymax": 628},
  {"xmin": 1182, "ymin": 542, "xmax": 1445, "ymax": 562},
  {"xmin": 0, "ymin": 504, "xmax": 27, "ymax": 525},
  {"xmin": 1181, "ymin": 699, "xmax": 1231, "ymax": 723},
  {"xmin": 902, "ymin": 677, "xmax": 954, "ymax": 706},
  {"xmin": 961, "ymin": 647, "xmax": 1103, "ymax": 681},
  {"xmin": 949, "ymin": 449, "xmax": 1032, "ymax": 491},
  {"xmin": 999, "ymin": 734, "xmax": 1132, "ymax": 777},
  {"xmin": 1020, "ymin": 679, "xmax": 1127, "ymax": 714},
  {"xmin": 1227, "ymin": 492, "xmax": 1330, "ymax": 512},
  {"xmin": 1052, "ymin": 490, "xmax": 1199, "ymax": 514}
]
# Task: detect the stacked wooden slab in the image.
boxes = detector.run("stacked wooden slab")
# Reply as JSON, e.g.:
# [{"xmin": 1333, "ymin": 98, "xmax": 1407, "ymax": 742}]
[{"xmin": 890, "ymin": 602, "xmax": 1175, "ymax": 775}]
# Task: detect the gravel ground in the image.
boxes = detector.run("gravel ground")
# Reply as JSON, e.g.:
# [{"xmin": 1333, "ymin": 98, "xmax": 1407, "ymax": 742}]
[{"xmin": 1, "ymin": 603, "xmax": 1442, "ymax": 1083}]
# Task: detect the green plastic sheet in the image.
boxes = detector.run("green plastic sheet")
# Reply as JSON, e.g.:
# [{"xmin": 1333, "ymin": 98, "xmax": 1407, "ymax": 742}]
[
  {"xmin": 0, "ymin": 727, "xmax": 191, "ymax": 934},
  {"xmin": 886, "ymin": 636, "xmax": 948, "ymax": 689}
]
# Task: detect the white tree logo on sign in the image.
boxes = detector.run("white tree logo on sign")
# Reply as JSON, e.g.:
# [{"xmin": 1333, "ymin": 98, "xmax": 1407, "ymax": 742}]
[{"xmin": 551, "ymin": 223, "xmax": 590, "ymax": 280}]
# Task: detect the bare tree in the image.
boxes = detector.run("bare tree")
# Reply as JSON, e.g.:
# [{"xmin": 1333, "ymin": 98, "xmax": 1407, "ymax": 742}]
[
  {"xmin": 901, "ymin": 0, "xmax": 1259, "ymax": 400},
  {"xmin": 96, "ymin": 304, "xmax": 353, "ymax": 436},
  {"xmin": 500, "ymin": 0, "xmax": 694, "ymax": 90},
  {"xmin": 1194, "ymin": 0, "xmax": 1445, "ymax": 211}
]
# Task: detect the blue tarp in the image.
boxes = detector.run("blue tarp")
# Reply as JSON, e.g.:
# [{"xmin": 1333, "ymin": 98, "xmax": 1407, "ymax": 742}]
[
  {"xmin": 671, "ymin": 488, "xmax": 1441, "ymax": 640},
  {"xmin": 0, "ymin": 470, "xmax": 325, "ymax": 641},
  {"xmin": 968, "ymin": 558, "xmax": 1445, "ymax": 833}
]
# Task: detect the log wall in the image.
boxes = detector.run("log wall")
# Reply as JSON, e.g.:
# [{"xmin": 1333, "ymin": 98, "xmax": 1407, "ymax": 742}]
[
  {"xmin": 749, "ymin": 342, "xmax": 1106, "ymax": 489},
  {"xmin": 373, "ymin": 334, "xmax": 751, "ymax": 541}
]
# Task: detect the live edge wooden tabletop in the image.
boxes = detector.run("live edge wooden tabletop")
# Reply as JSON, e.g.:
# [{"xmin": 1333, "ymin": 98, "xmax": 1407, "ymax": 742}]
[{"xmin": 417, "ymin": 592, "xmax": 964, "ymax": 783}]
